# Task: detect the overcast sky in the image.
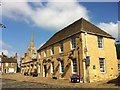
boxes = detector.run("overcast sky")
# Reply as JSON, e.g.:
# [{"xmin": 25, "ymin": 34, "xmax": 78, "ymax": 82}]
[{"xmin": 0, "ymin": 1, "xmax": 119, "ymax": 64}]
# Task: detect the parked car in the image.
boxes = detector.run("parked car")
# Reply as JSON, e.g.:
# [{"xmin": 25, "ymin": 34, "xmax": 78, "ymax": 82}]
[
  {"xmin": 32, "ymin": 72, "xmax": 38, "ymax": 77},
  {"xmin": 24, "ymin": 72, "xmax": 29, "ymax": 76}
]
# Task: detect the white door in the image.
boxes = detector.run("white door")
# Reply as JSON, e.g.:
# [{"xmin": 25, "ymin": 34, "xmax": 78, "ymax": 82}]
[{"xmin": 9, "ymin": 68, "xmax": 14, "ymax": 73}]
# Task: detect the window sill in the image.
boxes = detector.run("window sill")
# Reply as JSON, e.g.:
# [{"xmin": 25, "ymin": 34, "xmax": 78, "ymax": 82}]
[
  {"xmin": 100, "ymin": 72, "xmax": 106, "ymax": 74},
  {"xmin": 72, "ymin": 72, "xmax": 77, "ymax": 74},
  {"xmin": 71, "ymin": 48, "xmax": 75, "ymax": 50},
  {"xmin": 60, "ymin": 72, "xmax": 63, "ymax": 74},
  {"xmin": 59, "ymin": 52, "xmax": 63, "ymax": 54},
  {"xmin": 98, "ymin": 48, "xmax": 104, "ymax": 50}
]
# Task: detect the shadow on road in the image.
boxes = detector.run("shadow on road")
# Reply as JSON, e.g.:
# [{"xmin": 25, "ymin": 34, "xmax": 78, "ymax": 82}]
[{"xmin": 107, "ymin": 75, "xmax": 120, "ymax": 86}]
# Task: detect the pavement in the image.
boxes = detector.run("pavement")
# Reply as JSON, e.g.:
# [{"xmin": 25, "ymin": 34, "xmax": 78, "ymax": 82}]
[{"xmin": 1, "ymin": 73, "xmax": 120, "ymax": 88}]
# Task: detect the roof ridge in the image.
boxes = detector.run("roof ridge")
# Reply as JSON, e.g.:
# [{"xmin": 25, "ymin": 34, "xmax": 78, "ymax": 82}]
[
  {"xmin": 39, "ymin": 18, "xmax": 83, "ymax": 50},
  {"xmin": 81, "ymin": 18, "xmax": 113, "ymax": 37},
  {"xmin": 38, "ymin": 18, "xmax": 114, "ymax": 51}
]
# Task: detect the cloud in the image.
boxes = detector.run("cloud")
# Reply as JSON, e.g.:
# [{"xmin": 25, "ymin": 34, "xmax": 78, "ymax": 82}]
[
  {"xmin": 0, "ymin": 49, "xmax": 15, "ymax": 57},
  {"xmin": 97, "ymin": 22, "xmax": 118, "ymax": 39},
  {"xmin": 2, "ymin": 1, "xmax": 118, "ymax": 39},
  {"xmin": 0, "ymin": 50, "xmax": 9, "ymax": 55},
  {"xmin": 2, "ymin": 1, "xmax": 90, "ymax": 30},
  {"xmin": 0, "ymin": 40, "xmax": 12, "ymax": 49}
]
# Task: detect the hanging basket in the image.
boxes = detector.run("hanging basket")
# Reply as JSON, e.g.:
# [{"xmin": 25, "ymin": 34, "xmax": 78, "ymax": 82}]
[
  {"xmin": 43, "ymin": 59, "xmax": 47, "ymax": 65},
  {"xmin": 57, "ymin": 57, "xmax": 63, "ymax": 61},
  {"xmin": 68, "ymin": 55, "xmax": 75, "ymax": 60},
  {"xmin": 48, "ymin": 59, "xmax": 51, "ymax": 62}
]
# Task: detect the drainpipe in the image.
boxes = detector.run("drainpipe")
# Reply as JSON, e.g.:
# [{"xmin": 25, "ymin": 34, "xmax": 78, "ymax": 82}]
[
  {"xmin": 84, "ymin": 32, "xmax": 90, "ymax": 83},
  {"xmin": 76, "ymin": 35, "xmax": 81, "ymax": 81}
]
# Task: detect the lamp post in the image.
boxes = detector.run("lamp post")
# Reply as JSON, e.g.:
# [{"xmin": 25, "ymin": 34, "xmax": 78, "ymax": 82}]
[
  {"xmin": 0, "ymin": 23, "xmax": 6, "ymax": 29},
  {"xmin": 116, "ymin": 40, "xmax": 120, "ymax": 44}
]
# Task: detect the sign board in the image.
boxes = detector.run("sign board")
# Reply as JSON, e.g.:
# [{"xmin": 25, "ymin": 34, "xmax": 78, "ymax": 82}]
[{"xmin": 86, "ymin": 56, "xmax": 90, "ymax": 66}]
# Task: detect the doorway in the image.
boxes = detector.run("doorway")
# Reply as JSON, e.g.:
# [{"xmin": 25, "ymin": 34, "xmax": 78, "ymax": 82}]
[
  {"xmin": 43, "ymin": 65, "xmax": 47, "ymax": 77},
  {"xmin": 4, "ymin": 69, "xmax": 7, "ymax": 73}
]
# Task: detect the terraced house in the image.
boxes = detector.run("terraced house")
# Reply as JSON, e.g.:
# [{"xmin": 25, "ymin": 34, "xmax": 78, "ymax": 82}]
[
  {"xmin": 0, "ymin": 52, "xmax": 17, "ymax": 74},
  {"xmin": 21, "ymin": 34, "xmax": 37, "ymax": 74},
  {"xmin": 37, "ymin": 18, "xmax": 118, "ymax": 83}
]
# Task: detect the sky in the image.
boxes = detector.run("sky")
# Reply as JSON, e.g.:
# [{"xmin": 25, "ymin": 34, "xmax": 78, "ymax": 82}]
[{"xmin": 0, "ymin": 1, "xmax": 119, "ymax": 65}]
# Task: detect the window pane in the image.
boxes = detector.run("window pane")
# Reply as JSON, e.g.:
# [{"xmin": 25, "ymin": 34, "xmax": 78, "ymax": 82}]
[
  {"xmin": 71, "ymin": 37, "xmax": 76, "ymax": 49},
  {"xmin": 98, "ymin": 36, "xmax": 103, "ymax": 48},
  {"xmin": 61, "ymin": 61, "xmax": 64, "ymax": 72},
  {"xmin": 51, "ymin": 62, "xmax": 54, "ymax": 73},
  {"xmin": 60, "ymin": 42, "xmax": 63, "ymax": 52},
  {"xmin": 99, "ymin": 58, "xmax": 105, "ymax": 73},
  {"xmin": 44, "ymin": 49, "xmax": 47, "ymax": 57},
  {"xmin": 51, "ymin": 46, "xmax": 54, "ymax": 55},
  {"xmin": 72, "ymin": 59, "xmax": 77, "ymax": 73}
]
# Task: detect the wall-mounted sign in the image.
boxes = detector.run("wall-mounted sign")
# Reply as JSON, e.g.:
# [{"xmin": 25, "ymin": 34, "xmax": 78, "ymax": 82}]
[
  {"xmin": 86, "ymin": 56, "xmax": 90, "ymax": 66},
  {"xmin": 84, "ymin": 47, "xmax": 88, "ymax": 52}
]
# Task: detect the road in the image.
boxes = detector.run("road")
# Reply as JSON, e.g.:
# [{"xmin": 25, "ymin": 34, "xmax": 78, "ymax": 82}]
[
  {"xmin": 1, "ymin": 73, "xmax": 120, "ymax": 89},
  {"xmin": 1, "ymin": 79, "xmax": 72, "ymax": 89}
]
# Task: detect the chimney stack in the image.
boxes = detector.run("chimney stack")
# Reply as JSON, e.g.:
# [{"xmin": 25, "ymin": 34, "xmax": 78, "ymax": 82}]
[
  {"xmin": 25, "ymin": 53, "xmax": 27, "ymax": 57},
  {"xmin": 15, "ymin": 53, "xmax": 18, "ymax": 59},
  {"xmin": 2, "ymin": 52, "xmax": 4, "ymax": 56}
]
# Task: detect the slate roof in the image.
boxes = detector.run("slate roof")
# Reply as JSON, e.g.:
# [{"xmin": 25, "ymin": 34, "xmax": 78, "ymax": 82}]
[{"xmin": 38, "ymin": 18, "xmax": 114, "ymax": 51}]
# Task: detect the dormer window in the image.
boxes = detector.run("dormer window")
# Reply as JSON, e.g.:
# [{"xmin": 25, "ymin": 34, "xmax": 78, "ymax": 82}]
[{"xmin": 51, "ymin": 46, "xmax": 54, "ymax": 55}]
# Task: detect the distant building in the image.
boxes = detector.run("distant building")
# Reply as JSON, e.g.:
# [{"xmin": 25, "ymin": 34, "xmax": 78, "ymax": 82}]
[
  {"xmin": 21, "ymin": 33, "xmax": 37, "ymax": 74},
  {"xmin": 0, "ymin": 52, "xmax": 17, "ymax": 73},
  {"xmin": 37, "ymin": 18, "xmax": 118, "ymax": 83}
]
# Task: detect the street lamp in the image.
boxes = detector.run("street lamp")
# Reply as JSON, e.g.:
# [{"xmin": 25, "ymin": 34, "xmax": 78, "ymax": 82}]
[
  {"xmin": 0, "ymin": 23, "xmax": 6, "ymax": 29},
  {"xmin": 116, "ymin": 40, "xmax": 119, "ymax": 43}
]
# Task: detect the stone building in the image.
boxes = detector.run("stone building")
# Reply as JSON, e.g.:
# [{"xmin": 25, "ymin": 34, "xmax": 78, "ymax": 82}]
[
  {"xmin": 37, "ymin": 18, "xmax": 118, "ymax": 82},
  {"xmin": 21, "ymin": 34, "xmax": 37, "ymax": 74},
  {"xmin": 0, "ymin": 52, "xmax": 17, "ymax": 74}
]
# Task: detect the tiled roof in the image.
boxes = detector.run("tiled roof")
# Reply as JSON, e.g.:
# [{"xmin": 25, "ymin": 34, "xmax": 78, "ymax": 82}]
[
  {"xmin": 38, "ymin": 18, "xmax": 114, "ymax": 51},
  {"xmin": 1, "ymin": 57, "xmax": 17, "ymax": 63}
]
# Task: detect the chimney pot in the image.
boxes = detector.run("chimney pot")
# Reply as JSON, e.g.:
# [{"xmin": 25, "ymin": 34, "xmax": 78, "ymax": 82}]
[{"xmin": 2, "ymin": 52, "xmax": 4, "ymax": 55}]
